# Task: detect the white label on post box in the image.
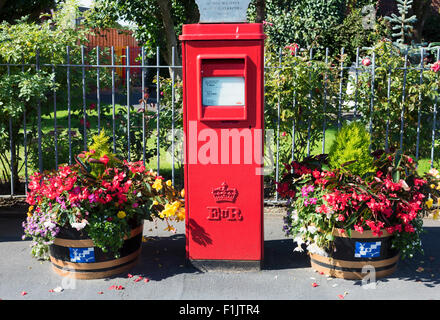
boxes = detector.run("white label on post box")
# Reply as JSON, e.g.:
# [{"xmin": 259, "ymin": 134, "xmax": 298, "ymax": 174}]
[{"xmin": 202, "ymin": 77, "xmax": 245, "ymax": 106}]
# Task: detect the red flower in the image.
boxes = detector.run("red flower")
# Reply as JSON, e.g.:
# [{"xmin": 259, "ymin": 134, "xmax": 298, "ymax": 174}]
[
  {"xmin": 354, "ymin": 224, "xmax": 364, "ymax": 233},
  {"xmin": 312, "ymin": 170, "xmax": 321, "ymax": 179},
  {"xmin": 431, "ymin": 61, "xmax": 440, "ymax": 73},
  {"xmin": 316, "ymin": 204, "xmax": 330, "ymax": 215},
  {"xmin": 100, "ymin": 155, "xmax": 110, "ymax": 166},
  {"xmin": 404, "ymin": 224, "xmax": 415, "ymax": 233},
  {"xmin": 312, "ymin": 282, "xmax": 319, "ymax": 287},
  {"xmin": 362, "ymin": 58, "xmax": 371, "ymax": 66}
]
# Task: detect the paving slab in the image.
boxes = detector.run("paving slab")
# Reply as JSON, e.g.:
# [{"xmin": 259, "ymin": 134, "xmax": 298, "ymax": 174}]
[{"xmin": 0, "ymin": 208, "xmax": 439, "ymax": 301}]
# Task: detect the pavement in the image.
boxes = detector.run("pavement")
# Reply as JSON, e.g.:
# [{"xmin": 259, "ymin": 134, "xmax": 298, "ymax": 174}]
[{"xmin": 1, "ymin": 205, "xmax": 440, "ymax": 302}]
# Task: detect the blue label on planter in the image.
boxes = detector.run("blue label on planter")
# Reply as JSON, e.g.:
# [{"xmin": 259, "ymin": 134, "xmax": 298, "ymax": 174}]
[
  {"xmin": 354, "ymin": 241, "xmax": 381, "ymax": 258},
  {"xmin": 69, "ymin": 247, "xmax": 95, "ymax": 263}
]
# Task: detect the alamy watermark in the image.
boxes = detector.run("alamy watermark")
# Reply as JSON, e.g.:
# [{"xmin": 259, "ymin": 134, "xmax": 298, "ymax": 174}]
[{"xmin": 164, "ymin": 120, "xmax": 276, "ymax": 176}]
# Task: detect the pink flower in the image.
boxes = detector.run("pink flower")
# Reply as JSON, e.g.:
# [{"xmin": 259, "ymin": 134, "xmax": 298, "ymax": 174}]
[
  {"xmin": 354, "ymin": 224, "xmax": 364, "ymax": 233},
  {"xmin": 99, "ymin": 155, "xmax": 109, "ymax": 166},
  {"xmin": 362, "ymin": 58, "xmax": 371, "ymax": 66},
  {"xmin": 285, "ymin": 43, "xmax": 299, "ymax": 55},
  {"xmin": 431, "ymin": 61, "xmax": 440, "ymax": 73}
]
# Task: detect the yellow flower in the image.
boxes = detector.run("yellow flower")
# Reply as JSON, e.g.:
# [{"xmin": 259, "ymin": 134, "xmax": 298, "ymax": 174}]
[
  {"xmin": 166, "ymin": 180, "xmax": 172, "ymax": 187},
  {"xmin": 431, "ymin": 184, "xmax": 436, "ymax": 189},
  {"xmin": 434, "ymin": 210, "xmax": 440, "ymax": 220},
  {"xmin": 27, "ymin": 206, "xmax": 34, "ymax": 217},
  {"xmin": 176, "ymin": 208, "xmax": 185, "ymax": 221},
  {"xmin": 426, "ymin": 198, "xmax": 434, "ymax": 209},
  {"xmin": 171, "ymin": 201, "xmax": 181, "ymax": 211},
  {"xmin": 117, "ymin": 211, "xmax": 126, "ymax": 219},
  {"xmin": 153, "ymin": 200, "xmax": 159, "ymax": 206},
  {"xmin": 152, "ymin": 179, "xmax": 163, "ymax": 191},
  {"xmin": 180, "ymin": 189, "xmax": 185, "ymax": 198}
]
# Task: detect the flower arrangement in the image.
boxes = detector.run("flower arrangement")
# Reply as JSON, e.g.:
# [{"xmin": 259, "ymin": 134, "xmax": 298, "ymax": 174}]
[
  {"xmin": 22, "ymin": 132, "xmax": 184, "ymax": 260},
  {"xmin": 279, "ymin": 150, "xmax": 430, "ymax": 259},
  {"xmin": 423, "ymin": 168, "xmax": 440, "ymax": 220}
]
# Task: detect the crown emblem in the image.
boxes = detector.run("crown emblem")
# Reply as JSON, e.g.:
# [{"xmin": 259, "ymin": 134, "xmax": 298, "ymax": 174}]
[{"xmin": 212, "ymin": 182, "xmax": 238, "ymax": 203}]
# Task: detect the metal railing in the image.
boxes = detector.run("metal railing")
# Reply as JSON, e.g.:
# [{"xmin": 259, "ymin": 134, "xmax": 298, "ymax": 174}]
[{"xmin": 1, "ymin": 45, "xmax": 440, "ymax": 203}]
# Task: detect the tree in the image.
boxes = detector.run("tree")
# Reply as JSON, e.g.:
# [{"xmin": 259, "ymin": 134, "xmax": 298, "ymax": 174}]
[
  {"xmin": 0, "ymin": 0, "xmax": 90, "ymax": 188},
  {"xmin": 0, "ymin": 0, "xmax": 56, "ymax": 23},
  {"xmin": 85, "ymin": 0, "xmax": 266, "ymax": 76},
  {"xmin": 84, "ymin": 0, "xmax": 199, "ymax": 75},
  {"xmin": 384, "ymin": 0, "xmax": 417, "ymax": 44}
]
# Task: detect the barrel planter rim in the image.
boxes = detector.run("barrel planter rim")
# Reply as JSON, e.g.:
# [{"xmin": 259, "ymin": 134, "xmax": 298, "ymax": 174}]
[
  {"xmin": 49, "ymin": 221, "xmax": 144, "ymax": 280},
  {"xmin": 308, "ymin": 227, "xmax": 400, "ymax": 280}
]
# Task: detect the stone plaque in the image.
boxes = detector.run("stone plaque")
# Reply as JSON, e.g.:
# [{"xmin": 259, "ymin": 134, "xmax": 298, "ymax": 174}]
[{"xmin": 195, "ymin": 0, "xmax": 251, "ymax": 23}]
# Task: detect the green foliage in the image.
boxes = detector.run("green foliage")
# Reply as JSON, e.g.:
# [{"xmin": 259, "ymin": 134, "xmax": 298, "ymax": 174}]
[
  {"xmin": 384, "ymin": 0, "xmax": 417, "ymax": 45},
  {"xmin": 331, "ymin": 8, "xmax": 390, "ymax": 62},
  {"xmin": 28, "ymin": 129, "xmax": 83, "ymax": 173},
  {"xmin": 328, "ymin": 121, "xmax": 375, "ymax": 177},
  {"xmin": 264, "ymin": 45, "xmax": 341, "ymax": 167},
  {"xmin": 262, "ymin": 0, "xmax": 345, "ymax": 53},
  {"xmin": 84, "ymin": 0, "xmax": 195, "ymax": 61},
  {"xmin": 0, "ymin": 0, "xmax": 118, "ymax": 187},
  {"xmin": 351, "ymin": 40, "xmax": 440, "ymax": 160},
  {"xmin": 0, "ymin": 0, "xmax": 55, "ymax": 24}
]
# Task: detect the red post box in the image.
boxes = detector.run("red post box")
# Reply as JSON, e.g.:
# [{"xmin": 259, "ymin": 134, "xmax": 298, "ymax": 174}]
[{"xmin": 180, "ymin": 23, "xmax": 265, "ymax": 270}]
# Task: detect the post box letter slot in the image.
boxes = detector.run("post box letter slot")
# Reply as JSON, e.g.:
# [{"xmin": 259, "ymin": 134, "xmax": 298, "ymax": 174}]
[{"xmin": 197, "ymin": 56, "xmax": 248, "ymax": 121}]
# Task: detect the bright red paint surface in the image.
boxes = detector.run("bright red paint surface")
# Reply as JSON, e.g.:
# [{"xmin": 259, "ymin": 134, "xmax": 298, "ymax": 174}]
[{"xmin": 180, "ymin": 23, "xmax": 265, "ymax": 261}]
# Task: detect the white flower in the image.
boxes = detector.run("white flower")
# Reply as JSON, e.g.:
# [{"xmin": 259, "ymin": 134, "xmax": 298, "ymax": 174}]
[
  {"xmin": 291, "ymin": 211, "xmax": 299, "ymax": 222},
  {"xmin": 299, "ymin": 226, "xmax": 307, "ymax": 234},
  {"xmin": 293, "ymin": 245, "xmax": 304, "ymax": 252},
  {"xmin": 307, "ymin": 225, "xmax": 317, "ymax": 234},
  {"xmin": 44, "ymin": 221, "xmax": 56, "ymax": 229},
  {"xmin": 71, "ymin": 219, "xmax": 88, "ymax": 231},
  {"xmin": 306, "ymin": 243, "xmax": 328, "ymax": 256},
  {"xmin": 293, "ymin": 235, "xmax": 304, "ymax": 246}
]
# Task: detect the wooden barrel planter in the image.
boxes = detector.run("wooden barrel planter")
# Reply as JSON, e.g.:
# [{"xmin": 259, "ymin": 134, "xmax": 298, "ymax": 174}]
[
  {"xmin": 49, "ymin": 221, "xmax": 143, "ymax": 279},
  {"xmin": 309, "ymin": 228, "xmax": 399, "ymax": 280}
]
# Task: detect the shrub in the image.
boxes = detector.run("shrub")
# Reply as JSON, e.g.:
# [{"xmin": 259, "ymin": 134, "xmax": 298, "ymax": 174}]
[{"xmin": 328, "ymin": 121, "xmax": 375, "ymax": 177}]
